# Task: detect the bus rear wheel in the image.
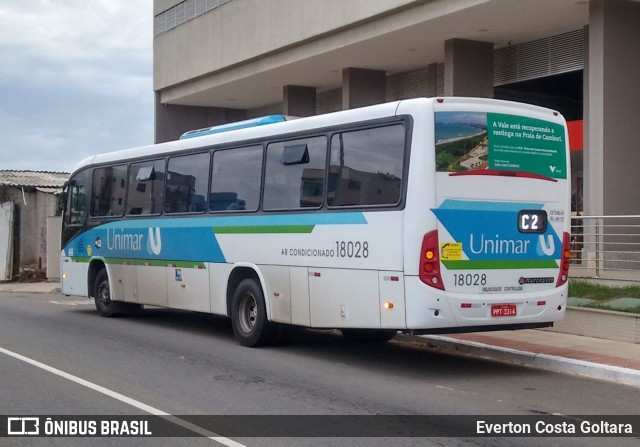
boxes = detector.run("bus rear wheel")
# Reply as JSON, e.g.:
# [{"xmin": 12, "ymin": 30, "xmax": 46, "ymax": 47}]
[{"xmin": 231, "ymin": 278, "xmax": 278, "ymax": 347}]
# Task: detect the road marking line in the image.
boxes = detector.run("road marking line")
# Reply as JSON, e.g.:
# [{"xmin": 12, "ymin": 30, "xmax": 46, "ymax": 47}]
[{"xmin": 0, "ymin": 345, "xmax": 247, "ymax": 447}]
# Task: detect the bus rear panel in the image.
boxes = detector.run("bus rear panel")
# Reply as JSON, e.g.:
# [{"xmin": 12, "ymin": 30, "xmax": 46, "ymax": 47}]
[{"xmin": 404, "ymin": 98, "xmax": 570, "ymax": 333}]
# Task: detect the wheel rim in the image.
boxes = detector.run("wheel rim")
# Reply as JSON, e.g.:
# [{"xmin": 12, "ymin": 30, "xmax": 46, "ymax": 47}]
[
  {"xmin": 97, "ymin": 280, "xmax": 111, "ymax": 309},
  {"xmin": 238, "ymin": 292, "xmax": 257, "ymax": 334}
]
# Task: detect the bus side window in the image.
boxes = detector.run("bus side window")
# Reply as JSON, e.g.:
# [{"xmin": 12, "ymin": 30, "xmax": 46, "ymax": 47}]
[
  {"xmin": 126, "ymin": 159, "xmax": 165, "ymax": 215},
  {"xmin": 263, "ymin": 136, "xmax": 326, "ymax": 210},
  {"xmin": 90, "ymin": 165, "xmax": 127, "ymax": 217},
  {"xmin": 328, "ymin": 125, "xmax": 405, "ymax": 207},
  {"xmin": 164, "ymin": 152, "xmax": 210, "ymax": 214},
  {"xmin": 210, "ymin": 145, "xmax": 262, "ymax": 212},
  {"xmin": 68, "ymin": 184, "xmax": 86, "ymax": 225}
]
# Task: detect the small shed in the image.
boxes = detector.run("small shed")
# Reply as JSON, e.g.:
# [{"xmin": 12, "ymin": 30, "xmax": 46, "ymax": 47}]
[{"xmin": 0, "ymin": 170, "xmax": 69, "ymax": 281}]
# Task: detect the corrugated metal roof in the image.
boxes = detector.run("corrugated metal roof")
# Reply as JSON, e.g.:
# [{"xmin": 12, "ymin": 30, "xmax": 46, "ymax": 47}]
[{"xmin": 0, "ymin": 170, "xmax": 69, "ymax": 189}]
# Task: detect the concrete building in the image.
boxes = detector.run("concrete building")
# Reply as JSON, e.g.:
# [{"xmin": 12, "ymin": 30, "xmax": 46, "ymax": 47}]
[
  {"xmin": 0, "ymin": 171, "xmax": 68, "ymax": 281},
  {"xmin": 153, "ymin": 0, "xmax": 640, "ymax": 217}
]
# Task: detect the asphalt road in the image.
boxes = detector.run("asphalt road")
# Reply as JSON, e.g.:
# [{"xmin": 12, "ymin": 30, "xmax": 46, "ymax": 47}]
[{"xmin": 0, "ymin": 291, "xmax": 638, "ymax": 447}]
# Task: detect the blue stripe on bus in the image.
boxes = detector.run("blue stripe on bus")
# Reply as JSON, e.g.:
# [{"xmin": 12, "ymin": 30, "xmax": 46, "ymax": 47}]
[{"xmin": 64, "ymin": 212, "xmax": 368, "ymax": 262}]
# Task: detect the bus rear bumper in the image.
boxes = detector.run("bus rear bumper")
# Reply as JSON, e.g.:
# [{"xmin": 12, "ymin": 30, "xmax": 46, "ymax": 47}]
[
  {"xmin": 404, "ymin": 276, "xmax": 567, "ymax": 331},
  {"xmin": 404, "ymin": 322, "xmax": 553, "ymax": 335}
]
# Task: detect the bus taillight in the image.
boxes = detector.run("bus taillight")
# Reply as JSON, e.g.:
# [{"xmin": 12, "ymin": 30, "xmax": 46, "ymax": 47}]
[
  {"xmin": 419, "ymin": 230, "xmax": 445, "ymax": 290},
  {"xmin": 556, "ymin": 232, "xmax": 571, "ymax": 287}
]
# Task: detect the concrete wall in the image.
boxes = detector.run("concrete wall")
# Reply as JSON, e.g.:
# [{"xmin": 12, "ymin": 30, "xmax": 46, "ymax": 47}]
[
  {"xmin": 546, "ymin": 307, "xmax": 640, "ymax": 345},
  {"xmin": 46, "ymin": 216, "xmax": 61, "ymax": 281},
  {"xmin": 0, "ymin": 187, "xmax": 60, "ymax": 277},
  {"xmin": 154, "ymin": 0, "xmax": 183, "ymax": 15}
]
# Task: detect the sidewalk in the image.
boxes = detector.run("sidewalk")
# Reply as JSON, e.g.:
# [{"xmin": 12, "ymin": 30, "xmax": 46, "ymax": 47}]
[
  {"xmin": 0, "ymin": 281, "xmax": 60, "ymax": 294},
  {"xmin": 404, "ymin": 330, "xmax": 640, "ymax": 388},
  {"xmin": 1, "ymin": 281, "xmax": 639, "ymax": 387}
]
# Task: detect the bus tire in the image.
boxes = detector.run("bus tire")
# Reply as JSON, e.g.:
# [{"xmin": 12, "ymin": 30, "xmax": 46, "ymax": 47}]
[
  {"xmin": 340, "ymin": 329, "xmax": 397, "ymax": 343},
  {"xmin": 93, "ymin": 269, "xmax": 123, "ymax": 318},
  {"xmin": 230, "ymin": 278, "xmax": 277, "ymax": 347}
]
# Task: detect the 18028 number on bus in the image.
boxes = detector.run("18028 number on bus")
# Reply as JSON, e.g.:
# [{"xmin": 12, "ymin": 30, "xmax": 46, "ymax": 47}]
[
  {"xmin": 335, "ymin": 241, "xmax": 369, "ymax": 258},
  {"xmin": 453, "ymin": 273, "xmax": 487, "ymax": 286}
]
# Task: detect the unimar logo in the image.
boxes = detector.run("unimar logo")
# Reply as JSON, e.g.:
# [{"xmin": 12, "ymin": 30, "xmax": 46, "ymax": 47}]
[
  {"xmin": 468, "ymin": 233, "xmax": 555, "ymax": 257},
  {"xmin": 148, "ymin": 227, "xmax": 162, "ymax": 256},
  {"xmin": 98, "ymin": 227, "xmax": 162, "ymax": 257}
]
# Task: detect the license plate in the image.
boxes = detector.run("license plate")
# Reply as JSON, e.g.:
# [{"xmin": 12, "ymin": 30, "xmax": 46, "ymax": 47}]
[{"xmin": 491, "ymin": 304, "xmax": 517, "ymax": 317}]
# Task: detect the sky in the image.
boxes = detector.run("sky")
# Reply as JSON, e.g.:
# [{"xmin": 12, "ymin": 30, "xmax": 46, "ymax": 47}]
[{"xmin": 0, "ymin": 0, "xmax": 153, "ymax": 174}]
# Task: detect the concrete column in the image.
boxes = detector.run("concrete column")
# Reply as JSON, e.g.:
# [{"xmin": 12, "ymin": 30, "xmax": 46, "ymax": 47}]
[
  {"xmin": 155, "ymin": 92, "xmax": 247, "ymax": 143},
  {"xmin": 342, "ymin": 67, "xmax": 386, "ymax": 110},
  {"xmin": 209, "ymin": 107, "xmax": 247, "ymax": 127},
  {"xmin": 155, "ymin": 92, "xmax": 208, "ymax": 143},
  {"xmin": 585, "ymin": 0, "xmax": 640, "ymax": 215},
  {"xmin": 444, "ymin": 38, "xmax": 494, "ymax": 98},
  {"xmin": 283, "ymin": 85, "xmax": 316, "ymax": 117}
]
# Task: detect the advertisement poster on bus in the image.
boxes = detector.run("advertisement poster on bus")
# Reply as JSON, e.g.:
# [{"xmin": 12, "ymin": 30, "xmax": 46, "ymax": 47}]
[{"xmin": 434, "ymin": 111, "xmax": 567, "ymax": 179}]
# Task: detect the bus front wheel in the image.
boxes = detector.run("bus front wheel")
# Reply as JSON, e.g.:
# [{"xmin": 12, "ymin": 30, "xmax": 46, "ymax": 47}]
[
  {"xmin": 93, "ymin": 269, "xmax": 122, "ymax": 317},
  {"xmin": 230, "ymin": 279, "xmax": 277, "ymax": 347}
]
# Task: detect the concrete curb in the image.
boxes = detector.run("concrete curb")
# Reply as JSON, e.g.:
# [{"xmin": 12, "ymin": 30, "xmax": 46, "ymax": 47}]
[{"xmin": 400, "ymin": 334, "xmax": 640, "ymax": 388}]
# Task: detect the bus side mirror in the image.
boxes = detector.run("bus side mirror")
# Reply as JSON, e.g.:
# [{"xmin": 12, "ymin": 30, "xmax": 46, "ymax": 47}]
[
  {"xmin": 59, "ymin": 180, "xmax": 72, "ymax": 211},
  {"xmin": 58, "ymin": 191, "xmax": 67, "ymax": 211}
]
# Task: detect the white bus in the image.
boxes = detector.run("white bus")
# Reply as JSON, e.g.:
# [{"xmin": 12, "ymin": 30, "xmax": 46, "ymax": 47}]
[{"xmin": 60, "ymin": 97, "xmax": 571, "ymax": 347}]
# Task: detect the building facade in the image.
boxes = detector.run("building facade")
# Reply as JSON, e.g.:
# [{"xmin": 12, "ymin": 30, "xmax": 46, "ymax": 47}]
[{"xmin": 153, "ymin": 0, "xmax": 640, "ymax": 217}]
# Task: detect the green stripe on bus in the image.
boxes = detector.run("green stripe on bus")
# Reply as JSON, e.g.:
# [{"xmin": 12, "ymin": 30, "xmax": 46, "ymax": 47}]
[
  {"xmin": 442, "ymin": 259, "xmax": 558, "ymax": 270},
  {"xmin": 212, "ymin": 225, "xmax": 315, "ymax": 234},
  {"xmin": 70, "ymin": 257, "xmax": 206, "ymax": 269}
]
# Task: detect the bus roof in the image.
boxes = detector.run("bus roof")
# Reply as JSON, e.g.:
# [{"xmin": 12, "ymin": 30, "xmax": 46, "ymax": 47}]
[
  {"xmin": 69, "ymin": 97, "xmax": 564, "ymax": 176},
  {"xmin": 70, "ymin": 99, "xmax": 409, "ymax": 175}
]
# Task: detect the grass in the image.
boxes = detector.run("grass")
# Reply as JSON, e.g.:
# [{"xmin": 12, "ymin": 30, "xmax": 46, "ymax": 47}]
[{"xmin": 568, "ymin": 280, "xmax": 640, "ymax": 314}]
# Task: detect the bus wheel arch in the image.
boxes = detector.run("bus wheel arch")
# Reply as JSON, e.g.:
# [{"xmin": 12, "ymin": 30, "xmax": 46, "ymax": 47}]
[
  {"xmin": 226, "ymin": 265, "xmax": 271, "ymax": 318},
  {"xmin": 87, "ymin": 259, "xmax": 107, "ymax": 299},
  {"xmin": 227, "ymin": 266, "xmax": 278, "ymax": 347}
]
